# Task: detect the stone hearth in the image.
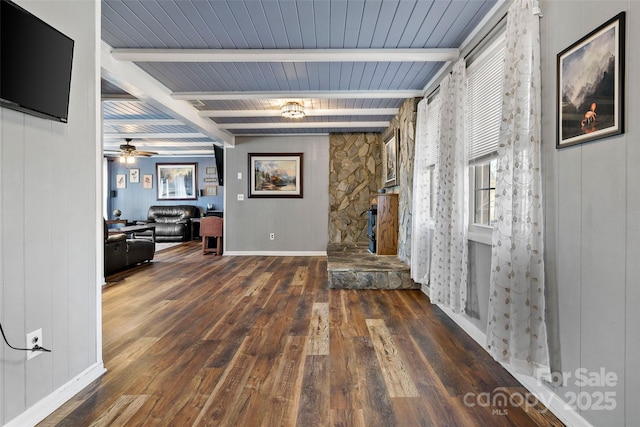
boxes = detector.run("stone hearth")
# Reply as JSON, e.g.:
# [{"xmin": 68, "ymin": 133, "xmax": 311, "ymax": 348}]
[{"xmin": 327, "ymin": 243, "xmax": 418, "ymax": 290}]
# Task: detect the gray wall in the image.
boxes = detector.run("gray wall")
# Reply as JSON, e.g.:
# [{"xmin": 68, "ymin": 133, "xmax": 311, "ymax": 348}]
[
  {"xmin": 224, "ymin": 136, "xmax": 329, "ymax": 254},
  {"xmin": 0, "ymin": 0, "xmax": 100, "ymax": 424},
  {"xmin": 107, "ymin": 156, "xmax": 224, "ymax": 221},
  {"xmin": 540, "ymin": 1, "xmax": 638, "ymax": 425}
]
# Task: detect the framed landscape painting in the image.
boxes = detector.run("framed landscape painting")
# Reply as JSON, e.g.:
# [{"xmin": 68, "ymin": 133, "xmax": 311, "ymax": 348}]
[
  {"xmin": 156, "ymin": 163, "xmax": 197, "ymax": 200},
  {"xmin": 248, "ymin": 153, "xmax": 303, "ymax": 198},
  {"xmin": 557, "ymin": 12, "xmax": 625, "ymax": 148},
  {"xmin": 383, "ymin": 129, "xmax": 399, "ymax": 187}
]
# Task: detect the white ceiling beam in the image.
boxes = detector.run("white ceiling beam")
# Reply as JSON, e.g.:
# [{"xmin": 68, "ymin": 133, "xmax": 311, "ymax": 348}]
[
  {"xmin": 217, "ymin": 121, "xmax": 389, "ymax": 130},
  {"xmin": 198, "ymin": 108, "xmax": 399, "ymax": 118},
  {"xmin": 101, "ymin": 41, "xmax": 234, "ymax": 147},
  {"xmin": 111, "ymin": 48, "xmax": 459, "ymax": 63},
  {"xmin": 104, "ymin": 119, "xmax": 185, "ymax": 126},
  {"xmin": 104, "ymin": 140, "xmax": 216, "ymax": 147},
  {"xmin": 172, "ymin": 90, "xmax": 423, "ymax": 101},
  {"xmin": 104, "ymin": 132, "xmax": 207, "ymax": 139}
]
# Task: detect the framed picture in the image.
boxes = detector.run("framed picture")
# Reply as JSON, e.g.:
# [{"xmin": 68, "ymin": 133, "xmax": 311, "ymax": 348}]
[
  {"xmin": 204, "ymin": 186, "xmax": 217, "ymax": 196},
  {"xmin": 206, "ymin": 167, "xmax": 217, "ymax": 175},
  {"xmin": 248, "ymin": 153, "xmax": 303, "ymax": 198},
  {"xmin": 129, "ymin": 168, "xmax": 140, "ymax": 183},
  {"xmin": 383, "ymin": 129, "xmax": 399, "ymax": 187},
  {"xmin": 204, "ymin": 177, "xmax": 217, "ymax": 183},
  {"xmin": 557, "ymin": 12, "xmax": 625, "ymax": 148},
  {"xmin": 143, "ymin": 174, "xmax": 153, "ymax": 189},
  {"xmin": 156, "ymin": 163, "xmax": 197, "ymax": 200},
  {"xmin": 116, "ymin": 174, "xmax": 126, "ymax": 189}
]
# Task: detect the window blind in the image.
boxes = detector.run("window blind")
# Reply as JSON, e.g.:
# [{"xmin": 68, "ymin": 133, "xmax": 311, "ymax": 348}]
[{"xmin": 467, "ymin": 35, "xmax": 506, "ymax": 162}]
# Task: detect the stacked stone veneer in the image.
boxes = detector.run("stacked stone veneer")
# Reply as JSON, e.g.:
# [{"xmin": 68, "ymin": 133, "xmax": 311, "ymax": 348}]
[
  {"xmin": 382, "ymin": 98, "xmax": 419, "ymax": 263},
  {"xmin": 328, "ymin": 133, "xmax": 381, "ymax": 243},
  {"xmin": 327, "ymin": 243, "xmax": 418, "ymax": 290}
]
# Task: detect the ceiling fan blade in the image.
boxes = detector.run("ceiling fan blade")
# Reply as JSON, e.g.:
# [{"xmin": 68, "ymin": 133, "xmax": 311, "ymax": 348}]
[{"xmin": 135, "ymin": 151, "xmax": 157, "ymax": 156}]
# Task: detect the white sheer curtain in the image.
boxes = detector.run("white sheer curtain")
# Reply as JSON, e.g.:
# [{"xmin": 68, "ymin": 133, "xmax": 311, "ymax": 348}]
[
  {"xmin": 486, "ymin": 0, "xmax": 550, "ymax": 376},
  {"xmin": 411, "ymin": 98, "xmax": 431, "ymax": 285},
  {"xmin": 429, "ymin": 59, "xmax": 469, "ymax": 313}
]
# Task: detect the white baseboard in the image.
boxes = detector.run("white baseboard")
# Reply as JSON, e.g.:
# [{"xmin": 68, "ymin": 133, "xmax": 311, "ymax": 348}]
[
  {"xmin": 4, "ymin": 362, "xmax": 106, "ymax": 427},
  {"xmin": 223, "ymin": 251, "xmax": 327, "ymax": 257},
  {"xmin": 436, "ymin": 304, "xmax": 593, "ymax": 427}
]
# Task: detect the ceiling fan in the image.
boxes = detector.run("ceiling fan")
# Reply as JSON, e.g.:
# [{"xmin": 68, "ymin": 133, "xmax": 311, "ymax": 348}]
[{"xmin": 105, "ymin": 138, "xmax": 157, "ymax": 163}]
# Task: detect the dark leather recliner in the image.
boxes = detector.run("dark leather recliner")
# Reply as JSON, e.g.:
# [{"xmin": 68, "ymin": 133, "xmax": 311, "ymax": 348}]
[
  {"xmin": 104, "ymin": 220, "xmax": 155, "ymax": 276},
  {"xmin": 139, "ymin": 205, "xmax": 200, "ymax": 242}
]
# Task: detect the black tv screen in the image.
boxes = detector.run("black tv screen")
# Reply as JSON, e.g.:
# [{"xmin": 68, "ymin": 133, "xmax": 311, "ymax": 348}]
[{"xmin": 0, "ymin": 0, "xmax": 74, "ymax": 123}]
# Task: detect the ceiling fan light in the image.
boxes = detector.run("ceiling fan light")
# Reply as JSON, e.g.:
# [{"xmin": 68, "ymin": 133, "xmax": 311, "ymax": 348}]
[
  {"xmin": 281, "ymin": 102, "xmax": 305, "ymax": 119},
  {"xmin": 119, "ymin": 155, "xmax": 126, "ymax": 163},
  {"xmin": 127, "ymin": 156, "xmax": 135, "ymax": 164}
]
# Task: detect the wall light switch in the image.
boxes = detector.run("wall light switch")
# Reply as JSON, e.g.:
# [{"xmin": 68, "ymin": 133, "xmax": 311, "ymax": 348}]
[
  {"xmin": 237, "ymin": 194, "xmax": 244, "ymax": 201},
  {"xmin": 237, "ymin": 172, "xmax": 242, "ymax": 180}
]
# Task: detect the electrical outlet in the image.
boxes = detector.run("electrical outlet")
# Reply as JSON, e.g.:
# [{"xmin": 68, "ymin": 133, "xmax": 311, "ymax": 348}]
[
  {"xmin": 269, "ymin": 233, "xmax": 275, "ymax": 240},
  {"xmin": 26, "ymin": 329, "xmax": 43, "ymax": 360},
  {"xmin": 237, "ymin": 194, "xmax": 244, "ymax": 201}
]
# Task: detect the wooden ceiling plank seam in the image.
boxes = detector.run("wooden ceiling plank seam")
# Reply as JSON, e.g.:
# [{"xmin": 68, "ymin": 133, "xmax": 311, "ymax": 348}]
[
  {"xmin": 280, "ymin": 1, "xmax": 304, "ymax": 49},
  {"xmin": 358, "ymin": 0, "xmax": 383, "ymax": 48},
  {"xmin": 282, "ymin": 62, "xmax": 302, "ymax": 91},
  {"xmin": 358, "ymin": 62, "xmax": 376, "ymax": 91},
  {"xmin": 369, "ymin": 62, "xmax": 392, "ymax": 91},
  {"xmin": 343, "ymin": 0, "xmax": 365, "ymax": 49},
  {"xmin": 439, "ymin": 2, "xmax": 486, "ymax": 48},
  {"xmin": 101, "ymin": 13, "xmax": 138, "ymax": 48},
  {"xmin": 371, "ymin": 1, "xmax": 399, "ymax": 48},
  {"xmin": 313, "ymin": 0, "xmax": 331, "ymax": 48},
  {"xmin": 329, "ymin": 62, "xmax": 341, "ymax": 91},
  {"xmin": 227, "ymin": 1, "xmax": 262, "ymax": 48},
  {"xmin": 197, "ymin": 2, "xmax": 232, "ymax": 47},
  {"xmin": 240, "ymin": 63, "xmax": 268, "ymax": 92},
  {"xmin": 297, "ymin": 1, "xmax": 316, "ymax": 48},
  {"xmin": 401, "ymin": 62, "xmax": 435, "ymax": 90},
  {"xmin": 329, "ymin": 0, "xmax": 347, "ymax": 48},
  {"xmin": 384, "ymin": 0, "xmax": 418, "ymax": 48},
  {"xmin": 191, "ymin": 1, "xmax": 225, "ymax": 48},
  {"xmin": 178, "ymin": 1, "xmax": 220, "ymax": 48},
  {"xmin": 339, "ymin": 62, "xmax": 354, "ymax": 91},
  {"xmin": 128, "ymin": 0, "xmax": 177, "ymax": 48},
  {"xmin": 348, "ymin": 62, "xmax": 365, "ymax": 92},
  {"xmin": 293, "ymin": 63, "xmax": 312, "ymax": 92},
  {"xmin": 412, "ymin": 1, "xmax": 449, "ymax": 49},
  {"xmin": 244, "ymin": 1, "xmax": 276, "ymax": 49},
  {"xmin": 213, "ymin": 1, "xmax": 250, "ymax": 49},
  {"xmin": 430, "ymin": 1, "xmax": 467, "ymax": 47},
  {"xmin": 262, "ymin": 1, "xmax": 289, "ymax": 47},
  {"xmin": 400, "ymin": 0, "xmax": 435, "ymax": 48},
  {"xmin": 151, "ymin": 1, "xmax": 197, "ymax": 48},
  {"xmin": 450, "ymin": 2, "xmax": 497, "ymax": 48}
]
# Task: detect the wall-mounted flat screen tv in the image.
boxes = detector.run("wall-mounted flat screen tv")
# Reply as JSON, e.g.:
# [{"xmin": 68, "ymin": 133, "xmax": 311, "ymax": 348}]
[{"xmin": 0, "ymin": 0, "xmax": 74, "ymax": 123}]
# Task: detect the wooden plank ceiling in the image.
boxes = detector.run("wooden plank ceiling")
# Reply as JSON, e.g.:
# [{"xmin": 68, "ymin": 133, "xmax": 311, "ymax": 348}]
[{"xmin": 101, "ymin": 0, "xmax": 499, "ymax": 156}]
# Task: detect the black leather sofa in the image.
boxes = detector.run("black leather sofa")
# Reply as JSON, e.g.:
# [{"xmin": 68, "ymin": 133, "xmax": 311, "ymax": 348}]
[
  {"xmin": 104, "ymin": 221, "xmax": 155, "ymax": 276},
  {"xmin": 138, "ymin": 205, "xmax": 200, "ymax": 242}
]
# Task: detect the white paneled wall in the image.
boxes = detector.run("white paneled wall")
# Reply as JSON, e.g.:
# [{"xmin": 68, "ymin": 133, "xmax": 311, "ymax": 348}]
[
  {"xmin": 0, "ymin": 1, "xmax": 103, "ymax": 425},
  {"xmin": 541, "ymin": 1, "xmax": 638, "ymax": 425}
]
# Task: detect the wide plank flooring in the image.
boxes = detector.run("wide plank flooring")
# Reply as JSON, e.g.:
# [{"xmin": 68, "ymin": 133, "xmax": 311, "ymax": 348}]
[{"xmin": 40, "ymin": 242, "xmax": 563, "ymax": 426}]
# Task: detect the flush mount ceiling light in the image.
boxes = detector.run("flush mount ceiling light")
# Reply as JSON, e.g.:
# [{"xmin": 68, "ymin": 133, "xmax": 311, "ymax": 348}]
[{"xmin": 281, "ymin": 102, "xmax": 305, "ymax": 119}]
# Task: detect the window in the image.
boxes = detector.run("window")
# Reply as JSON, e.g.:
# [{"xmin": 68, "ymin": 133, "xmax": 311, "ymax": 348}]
[
  {"xmin": 472, "ymin": 158, "xmax": 497, "ymax": 226},
  {"xmin": 466, "ymin": 33, "xmax": 506, "ymax": 241}
]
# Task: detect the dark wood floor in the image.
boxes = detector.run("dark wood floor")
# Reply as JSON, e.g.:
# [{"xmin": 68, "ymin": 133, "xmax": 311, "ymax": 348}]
[{"xmin": 40, "ymin": 242, "xmax": 562, "ymax": 426}]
